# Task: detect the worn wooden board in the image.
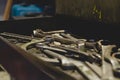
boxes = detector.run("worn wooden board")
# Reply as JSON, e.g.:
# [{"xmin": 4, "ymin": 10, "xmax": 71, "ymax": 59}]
[
  {"xmin": 56, "ymin": 0, "xmax": 94, "ymax": 18},
  {"xmin": 56, "ymin": 0, "xmax": 120, "ymax": 23},
  {"xmin": 0, "ymin": 0, "xmax": 12, "ymax": 20}
]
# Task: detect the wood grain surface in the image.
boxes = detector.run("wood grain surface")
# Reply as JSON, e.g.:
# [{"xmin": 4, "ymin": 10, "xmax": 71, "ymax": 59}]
[{"xmin": 56, "ymin": 0, "xmax": 120, "ymax": 23}]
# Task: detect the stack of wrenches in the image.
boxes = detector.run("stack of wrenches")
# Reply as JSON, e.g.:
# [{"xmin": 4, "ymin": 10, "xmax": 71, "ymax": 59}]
[
  {"xmin": 2, "ymin": 29, "xmax": 120, "ymax": 80},
  {"xmin": 38, "ymin": 46, "xmax": 101, "ymax": 80}
]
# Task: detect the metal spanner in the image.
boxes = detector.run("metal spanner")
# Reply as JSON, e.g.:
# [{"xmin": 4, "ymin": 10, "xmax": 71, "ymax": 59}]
[
  {"xmin": 101, "ymin": 41, "xmax": 120, "ymax": 79},
  {"xmin": 41, "ymin": 49, "xmax": 100, "ymax": 80}
]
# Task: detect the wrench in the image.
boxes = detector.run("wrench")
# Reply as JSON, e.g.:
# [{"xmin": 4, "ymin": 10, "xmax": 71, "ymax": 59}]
[
  {"xmin": 112, "ymin": 52, "xmax": 120, "ymax": 62},
  {"xmin": 42, "ymin": 49, "xmax": 74, "ymax": 69},
  {"xmin": 101, "ymin": 41, "xmax": 120, "ymax": 79},
  {"xmin": 36, "ymin": 43, "xmax": 67, "ymax": 53},
  {"xmin": 41, "ymin": 49, "xmax": 100, "ymax": 80},
  {"xmin": 0, "ymin": 32, "xmax": 39, "ymax": 41},
  {"xmin": 60, "ymin": 33, "xmax": 79, "ymax": 42},
  {"xmin": 33, "ymin": 29, "xmax": 65, "ymax": 37}
]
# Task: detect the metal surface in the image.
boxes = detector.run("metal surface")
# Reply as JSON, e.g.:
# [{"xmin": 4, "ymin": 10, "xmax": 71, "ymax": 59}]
[
  {"xmin": 1, "ymin": 29, "xmax": 120, "ymax": 80},
  {"xmin": 0, "ymin": 36, "xmax": 76, "ymax": 80}
]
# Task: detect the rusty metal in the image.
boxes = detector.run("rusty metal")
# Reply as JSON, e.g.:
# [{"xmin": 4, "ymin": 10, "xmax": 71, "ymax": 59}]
[{"xmin": 1, "ymin": 29, "xmax": 120, "ymax": 80}]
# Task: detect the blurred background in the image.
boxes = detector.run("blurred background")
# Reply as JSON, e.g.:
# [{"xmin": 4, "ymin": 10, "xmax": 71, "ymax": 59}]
[{"xmin": 0, "ymin": 0, "xmax": 120, "ymax": 23}]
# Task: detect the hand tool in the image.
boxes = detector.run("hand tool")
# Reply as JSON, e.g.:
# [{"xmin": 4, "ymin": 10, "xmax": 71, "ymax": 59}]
[{"xmin": 100, "ymin": 40, "xmax": 120, "ymax": 79}]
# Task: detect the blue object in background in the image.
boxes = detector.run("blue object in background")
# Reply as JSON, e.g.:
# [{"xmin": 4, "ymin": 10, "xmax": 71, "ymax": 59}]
[{"xmin": 11, "ymin": 4, "xmax": 43, "ymax": 16}]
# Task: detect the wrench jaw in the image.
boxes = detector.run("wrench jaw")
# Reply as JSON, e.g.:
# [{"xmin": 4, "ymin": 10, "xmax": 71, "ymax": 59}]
[
  {"xmin": 58, "ymin": 59, "xmax": 76, "ymax": 70},
  {"xmin": 112, "ymin": 52, "xmax": 120, "ymax": 62},
  {"xmin": 113, "ymin": 67, "xmax": 120, "ymax": 78},
  {"xmin": 100, "ymin": 40, "xmax": 120, "ymax": 79},
  {"xmin": 112, "ymin": 52, "xmax": 120, "ymax": 78}
]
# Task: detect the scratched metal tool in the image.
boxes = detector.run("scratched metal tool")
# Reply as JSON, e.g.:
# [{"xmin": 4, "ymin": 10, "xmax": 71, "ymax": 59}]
[
  {"xmin": 100, "ymin": 40, "xmax": 120, "ymax": 80},
  {"xmin": 1, "ymin": 29, "xmax": 120, "ymax": 80},
  {"xmin": 41, "ymin": 49, "xmax": 101, "ymax": 80}
]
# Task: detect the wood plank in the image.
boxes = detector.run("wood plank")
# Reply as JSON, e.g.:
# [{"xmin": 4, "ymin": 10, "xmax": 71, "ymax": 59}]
[
  {"xmin": 56, "ymin": 0, "xmax": 120, "ymax": 23},
  {"xmin": 3, "ymin": 0, "xmax": 13, "ymax": 20}
]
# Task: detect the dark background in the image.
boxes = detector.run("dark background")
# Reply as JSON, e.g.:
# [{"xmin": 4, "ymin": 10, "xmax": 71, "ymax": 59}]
[{"xmin": 0, "ymin": 15, "xmax": 120, "ymax": 44}]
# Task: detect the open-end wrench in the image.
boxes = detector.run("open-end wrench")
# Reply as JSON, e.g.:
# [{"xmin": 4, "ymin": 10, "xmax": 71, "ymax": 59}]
[
  {"xmin": 33, "ymin": 29, "xmax": 65, "ymax": 37},
  {"xmin": 42, "ymin": 49, "xmax": 74, "ymax": 68},
  {"xmin": 41, "ymin": 49, "xmax": 100, "ymax": 80},
  {"xmin": 112, "ymin": 52, "xmax": 120, "ymax": 62},
  {"xmin": 101, "ymin": 41, "xmax": 120, "ymax": 79},
  {"xmin": 36, "ymin": 43, "xmax": 82, "ymax": 58},
  {"xmin": 51, "ymin": 45, "xmax": 101, "ymax": 63},
  {"xmin": 36, "ymin": 43, "xmax": 67, "ymax": 53},
  {"xmin": 60, "ymin": 33, "xmax": 79, "ymax": 42}
]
